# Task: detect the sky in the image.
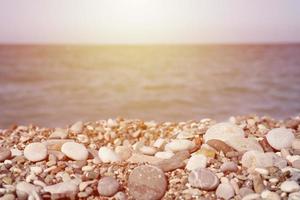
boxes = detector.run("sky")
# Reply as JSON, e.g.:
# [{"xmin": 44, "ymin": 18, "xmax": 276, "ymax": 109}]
[{"xmin": 0, "ymin": 0, "xmax": 300, "ymax": 44}]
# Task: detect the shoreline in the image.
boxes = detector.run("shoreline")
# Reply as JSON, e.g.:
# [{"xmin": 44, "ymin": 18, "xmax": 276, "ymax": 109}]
[{"xmin": 0, "ymin": 115, "xmax": 300, "ymax": 199}]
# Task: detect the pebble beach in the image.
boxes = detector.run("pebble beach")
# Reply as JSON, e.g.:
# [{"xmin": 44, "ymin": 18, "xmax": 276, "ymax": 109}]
[{"xmin": 1, "ymin": 115, "xmax": 300, "ymax": 200}]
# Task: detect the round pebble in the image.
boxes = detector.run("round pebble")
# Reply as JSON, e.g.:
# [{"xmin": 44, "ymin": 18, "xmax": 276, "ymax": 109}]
[
  {"xmin": 49, "ymin": 128, "xmax": 68, "ymax": 139},
  {"xmin": 204, "ymin": 122, "xmax": 244, "ymax": 143},
  {"xmin": 128, "ymin": 165, "xmax": 167, "ymax": 200},
  {"xmin": 186, "ymin": 154, "xmax": 207, "ymax": 171},
  {"xmin": 97, "ymin": 176, "xmax": 119, "ymax": 197},
  {"xmin": 16, "ymin": 182, "xmax": 39, "ymax": 200},
  {"xmin": 24, "ymin": 142, "xmax": 47, "ymax": 162},
  {"xmin": 70, "ymin": 121, "xmax": 83, "ymax": 134},
  {"xmin": 216, "ymin": 183, "xmax": 235, "ymax": 200},
  {"xmin": 280, "ymin": 180, "xmax": 300, "ymax": 193},
  {"xmin": 220, "ymin": 161, "xmax": 238, "ymax": 173},
  {"xmin": 261, "ymin": 190, "xmax": 280, "ymax": 200},
  {"xmin": 188, "ymin": 168, "xmax": 219, "ymax": 190},
  {"xmin": 292, "ymin": 159, "xmax": 300, "ymax": 169},
  {"xmin": 98, "ymin": 147, "xmax": 121, "ymax": 163},
  {"xmin": 165, "ymin": 139, "xmax": 195, "ymax": 152},
  {"xmin": 292, "ymin": 139, "xmax": 300, "ymax": 150},
  {"xmin": 241, "ymin": 150, "xmax": 273, "ymax": 169},
  {"xmin": 226, "ymin": 137, "xmax": 263, "ymax": 152},
  {"xmin": 266, "ymin": 128, "xmax": 295, "ymax": 150},
  {"xmin": 61, "ymin": 142, "xmax": 88, "ymax": 161},
  {"xmin": 0, "ymin": 147, "xmax": 11, "ymax": 161},
  {"xmin": 154, "ymin": 151, "xmax": 174, "ymax": 159}
]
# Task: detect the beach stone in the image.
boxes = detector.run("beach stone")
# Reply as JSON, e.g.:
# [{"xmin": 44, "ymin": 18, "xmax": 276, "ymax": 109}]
[
  {"xmin": 44, "ymin": 181, "xmax": 78, "ymax": 199},
  {"xmin": 114, "ymin": 191, "xmax": 127, "ymax": 200},
  {"xmin": 220, "ymin": 161, "xmax": 238, "ymax": 173},
  {"xmin": 239, "ymin": 187, "xmax": 254, "ymax": 198},
  {"xmin": 154, "ymin": 151, "xmax": 174, "ymax": 159},
  {"xmin": 186, "ymin": 154, "xmax": 207, "ymax": 171},
  {"xmin": 289, "ymin": 192, "xmax": 300, "ymax": 200},
  {"xmin": 61, "ymin": 142, "xmax": 88, "ymax": 161},
  {"xmin": 97, "ymin": 176, "xmax": 119, "ymax": 197},
  {"xmin": 206, "ymin": 139, "xmax": 235, "ymax": 154},
  {"xmin": 128, "ymin": 165, "xmax": 167, "ymax": 200},
  {"xmin": 242, "ymin": 193, "xmax": 261, "ymax": 200},
  {"xmin": 70, "ymin": 121, "xmax": 83, "ymax": 134},
  {"xmin": 227, "ymin": 137, "xmax": 263, "ymax": 152},
  {"xmin": 292, "ymin": 139, "xmax": 300, "ymax": 150},
  {"xmin": 139, "ymin": 146, "xmax": 157, "ymax": 155},
  {"xmin": 24, "ymin": 142, "xmax": 47, "ymax": 162},
  {"xmin": 16, "ymin": 182, "xmax": 39, "ymax": 200},
  {"xmin": 253, "ymin": 173, "xmax": 265, "ymax": 193},
  {"xmin": 0, "ymin": 194, "xmax": 15, "ymax": 200},
  {"xmin": 115, "ymin": 146, "xmax": 132, "ymax": 160},
  {"xmin": 266, "ymin": 128, "xmax": 294, "ymax": 150},
  {"xmin": 153, "ymin": 138, "xmax": 166, "ymax": 149},
  {"xmin": 261, "ymin": 190, "xmax": 280, "ymax": 200},
  {"xmin": 188, "ymin": 168, "xmax": 219, "ymax": 190},
  {"xmin": 165, "ymin": 139, "xmax": 195, "ymax": 152},
  {"xmin": 0, "ymin": 147, "xmax": 11, "ymax": 161},
  {"xmin": 280, "ymin": 180, "xmax": 300, "ymax": 193},
  {"xmin": 204, "ymin": 122, "xmax": 244, "ymax": 142},
  {"xmin": 292, "ymin": 160, "xmax": 300, "ymax": 169},
  {"xmin": 241, "ymin": 150, "xmax": 273, "ymax": 169},
  {"xmin": 49, "ymin": 128, "xmax": 68, "ymax": 139},
  {"xmin": 10, "ymin": 148, "xmax": 22, "ymax": 157},
  {"xmin": 98, "ymin": 147, "xmax": 121, "ymax": 163},
  {"xmin": 216, "ymin": 183, "xmax": 235, "ymax": 200},
  {"xmin": 156, "ymin": 150, "xmax": 190, "ymax": 172}
]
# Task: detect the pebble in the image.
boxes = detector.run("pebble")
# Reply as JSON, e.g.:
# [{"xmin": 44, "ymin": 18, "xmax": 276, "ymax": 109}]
[
  {"xmin": 10, "ymin": 148, "xmax": 22, "ymax": 157},
  {"xmin": 61, "ymin": 142, "xmax": 88, "ymax": 161},
  {"xmin": 154, "ymin": 151, "xmax": 174, "ymax": 159},
  {"xmin": 152, "ymin": 138, "xmax": 166, "ymax": 149},
  {"xmin": 138, "ymin": 146, "xmax": 157, "ymax": 155},
  {"xmin": 289, "ymin": 192, "xmax": 300, "ymax": 200},
  {"xmin": 70, "ymin": 121, "xmax": 83, "ymax": 134},
  {"xmin": 128, "ymin": 165, "xmax": 167, "ymax": 200},
  {"xmin": 227, "ymin": 137, "xmax": 263, "ymax": 152},
  {"xmin": 280, "ymin": 181, "xmax": 300, "ymax": 193},
  {"xmin": 0, "ymin": 194, "xmax": 15, "ymax": 200},
  {"xmin": 44, "ymin": 181, "xmax": 78, "ymax": 199},
  {"xmin": 239, "ymin": 187, "xmax": 255, "ymax": 198},
  {"xmin": 156, "ymin": 150, "xmax": 190, "ymax": 172},
  {"xmin": 188, "ymin": 168, "xmax": 220, "ymax": 190},
  {"xmin": 128, "ymin": 153, "xmax": 163, "ymax": 164},
  {"xmin": 204, "ymin": 122, "xmax": 244, "ymax": 142},
  {"xmin": 206, "ymin": 139, "xmax": 234, "ymax": 154},
  {"xmin": 242, "ymin": 193, "xmax": 261, "ymax": 200},
  {"xmin": 16, "ymin": 182, "xmax": 39, "ymax": 200},
  {"xmin": 255, "ymin": 168, "xmax": 269, "ymax": 176},
  {"xmin": 220, "ymin": 161, "xmax": 238, "ymax": 173},
  {"xmin": 292, "ymin": 159, "xmax": 300, "ymax": 169},
  {"xmin": 266, "ymin": 128, "xmax": 295, "ymax": 150},
  {"xmin": 24, "ymin": 142, "xmax": 47, "ymax": 162},
  {"xmin": 49, "ymin": 128, "xmax": 68, "ymax": 139},
  {"xmin": 98, "ymin": 147, "xmax": 121, "ymax": 163},
  {"xmin": 0, "ymin": 147, "xmax": 11, "ymax": 161},
  {"xmin": 115, "ymin": 146, "xmax": 132, "ymax": 160},
  {"xmin": 165, "ymin": 139, "xmax": 195, "ymax": 152},
  {"xmin": 241, "ymin": 150, "xmax": 273, "ymax": 169},
  {"xmin": 292, "ymin": 139, "xmax": 300, "ymax": 150},
  {"xmin": 97, "ymin": 176, "xmax": 119, "ymax": 197},
  {"xmin": 216, "ymin": 183, "xmax": 235, "ymax": 200},
  {"xmin": 114, "ymin": 191, "xmax": 128, "ymax": 200},
  {"xmin": 261, "ymin": 190, "xmax": 280, "ymax": 200},
  {"xmin": 253, "ymin": 173, "xmax": 265, "ymax": 193},
  {"xmin": 186, "ymin": 154, "xmax": 207, "ymax": 171}
]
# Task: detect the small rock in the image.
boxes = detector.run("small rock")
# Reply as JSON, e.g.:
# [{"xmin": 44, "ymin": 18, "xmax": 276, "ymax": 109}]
[
  {"xmin": 292, "ymin": 139, "xmax": 300, "ymax": 150},
  {"xmin": 292, "ymin": 160, "xmax": 300, "ymax": 169},
  {"xmin": 289, "ymin": 192, "xmax": 300, "ymax": 200},
  {"xmin": 24, "ymin": 142, "xmax": 47, "ymax": 162},
  {"xmin": 204, "ymin": 122, "xmax": 244, "ymax": 142},
  {"xmin": 49, "ymin": 128, "xmax": 68, "ymax": 139},
  {"xmin": 10, "ymin": 148, "xmax": 23, "ymax": 157},
  {"xmin": 0, "ymin": 194, "xmax": 15, "ymax": 200},
  {"xmin": 154, "ymin": 151, "xmax": 174, "ymax": 159},
  {"xmin": 97, "ymin": 176, "xmax": 119, "ymax": 197},
  {"xmin": 156, "ymin": 150, "xmax": 190, "ymax": 172},
  {"xmin": 266, "ymin": 128, "xmax": 295, "ymax": 150},
  {"xmin": 165, "ymin": 139, "xmax": 195, "ymax": 152},
  {"xmin": 206, "ymin": 139, "xmax": 235, "ymax": 154},
  {"xmin": 70, "ymin": 121, "xmax": 83, "ymax": 134},
  {"xmin": 128, "ymin": 153, "xmax": 163, "ymax": 164},
  {"xmin": 139, "ymin": 146, "xmax": 157, "ymax": 155},
  {"xmin": 188, "ymin": 168, "xmax": 219, "ymax": 190},
  {"xmin": 253, "ymin": 173, "xmax": 265, "ymax": 193},
  {"xmin": 128, "ymin": 165, "xmax": 167, "ymax": 200},
  {"xmin": 16, "ymin": 182, "xmax": 39, "ymax": 200},
  {"xmin": 227, "ymin": 137, "xmax": 263, "ymax": 152},
  {"xmin": 220, "ymin": 161, "xmax": 238, "ymax": 173},
  {"xmin": 98, "ymin": 147, "xmax": 121, "ymax": 163},
  {"xmin": 216, "ymin": 183, "xmax": 235, "ymax": 200},
  {"xmin": 43, "ymin": 181, "xmax": 78, "ymax": 199},
  {"xmin": 61, "ymin": 142, "xmax": 88, "ymax": 161},
  {"xmin": 0, "ymin": 147, "xmax": 11, "ymax": 161},
  {"xmin": 242, "ymin": 193, "xmax": 261, "ymax": 200},
  {"xmin": 239, "ymin": 187, "xmax": 254, "ymax": 198},
  {"xmin": 255, "ymin": 168, "xmax": 269, "ymax": 176},
  {"xmin": 186, "ymin": 154, "xmax": 207, "ymax": 171},
  {"xmin": 115, "ymin": 146, "xmax": 132, "ymax": 160},
  {"xmin": 114, "ymin": 191, "xmax": 127, "ymax": 200},
  {"xmin": 280, "ymin": 180, "xmax": 300, "ymax": 193},
  {"xmin": 261, "ymin": 190, "xmax": 280, "ymax": 200},
  {"xmin": 152, "ymin": 138, "xmax": 166, "ymax": 149},
  {"xmin": 241, "ymin": 151, "xmax": 273, "ymax": 169}
]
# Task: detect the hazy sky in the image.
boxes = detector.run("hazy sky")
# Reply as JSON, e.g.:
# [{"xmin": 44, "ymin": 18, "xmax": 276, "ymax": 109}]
[{"xmin": 0, "ymin": 0, "xmax": 300, "ymax": 44}]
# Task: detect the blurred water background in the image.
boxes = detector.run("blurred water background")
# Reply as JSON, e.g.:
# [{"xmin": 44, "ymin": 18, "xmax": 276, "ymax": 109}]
[{"xmin": 0, "ymin": 44, "xmax": 300, "ymax": 128}]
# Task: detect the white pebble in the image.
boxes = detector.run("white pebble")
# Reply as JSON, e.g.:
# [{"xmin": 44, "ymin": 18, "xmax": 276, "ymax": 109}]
[
  {"xmin": 98, "ymin": 147, "xmax": 121, "ymax": 163},
  {"xmin": 61, "ymin": 142, "xmax": 88, "ymax": 161},
  {"xmin": 139, "ymin": 146, "xmax": 157, "ymax": 155},
  {"xmin": 280, "ymin": 181, "xmax": 300, "ymax": 193},
  {"xmin": 186, "ymin": 154, "xmax": 207, "ymax": 171},
  {"xmin": 216, "ymin": 183, "xmax": 235, "ymax": 200},
  {"xmin": 165, "ymin": 139, "xmax": 195, "ymax": 152},
  {"xmin": 153, "ymin": 138, "xmax": 166, "ymax": 149},
  {"xmin": 24, "ymin": 143, "xmax": 47, "ymax": 162},
  {"xmin": 266, "ymin": 128, "xmax": 295, "ymax": 150},
  {"xmin": 154, "ymin": 151, "xmax": 174, "ymax": 159},
  {"xmin": 70, "ymin": 121, "xmax": 83, "ymax": 134}
]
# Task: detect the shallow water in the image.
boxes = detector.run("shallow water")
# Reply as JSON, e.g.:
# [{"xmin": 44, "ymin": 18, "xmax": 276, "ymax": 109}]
[{"xmin": 0, "ymin": 44, "xmax": 300, "ymax": 128}]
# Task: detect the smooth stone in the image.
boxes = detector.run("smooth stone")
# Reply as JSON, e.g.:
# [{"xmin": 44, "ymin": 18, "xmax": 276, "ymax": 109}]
[
  {"xmin": 156, "ymin": 150, "xmax": 190, "ymax": 172},
  {"xmin": 204, "ymin": 122, "xmax": 244, "ymax": 142},
  {"xmin": 44, "ymin": 181, "xmax": 78, "ymax": 199},
  {"xmin": 220, "ymin": 161, "xmax": 238, "ymax": 173},
  {"xmin": 242, "ymin": 193, "xmax": 261, "ymax": 200},
  {"xmin": 292, "ymin": 139, "xmax": 300, "ymax": 150},
  {"xmin": 206, "ymin": 139, "xmax": 235, "ymax": 154},
  {"xmin": 114, "ymin": 191, "xmax": 127, "ymax": 200},
  {"xmin": 10, "ymin": 148, "xmax": 23, "ymax": 157},
  {"xmin": 70, "ymin": 121, "xmax": 83, "ymax": 134},
  {"xmin": 0, "ymin": 147, "xmax": 11, "ymax": 161},
  {"xmin": 289, "ymin": 192, "xmax": 300, "ymax": 200},
  {"xmin": 227, "ymin": 137, "xmax": 263, "ymax": 152},
  {"xmin": 266, "ymin": 128, "xmax": 295, "ymax": 150},
  {"xmin": 253, "ymin": 173, "xmax": 264, "ymax": 193},
  {"xmin": 24, "ymin": 142, "xmax": 47, "ymax": 162},
  {"xmin": 186, "ymin": 154, "xmax": 207, "ymax": 171},
  {"xmin": 239, "ymin": 187, "xmax": 254, "ymax": 198},
  {"xmin": 61, "ymin": 142, "xmax": 88, "ymax": 161},
  {"xmin": 97, "ymin": 176, "xmax": 119, "ymax": 197},
  {"xmin": 280, "ymin": 181, "xmax": 300, "ymax": 193},
  {"xmin": 128, "ymin": 153, "xmax": 163, "ymax": 164},
  {"xmin": 292, "ymin": 160, "xmax": 300, "ymax": 169},
  {"xmin": 154, "ymin": 151, "xmax": 174, "ymax": 159},
  {"xmin": 241, "ymin": 151, "xmax": 273, "ymax": 169},
  {"xmin": 216, "ymin": 183, "xmax": 235, "ymax": 200},
  {"xmin": 139, "ymin": 146, "xmax": 157, "ymax": 156},
  {"xmin": 16, "ymin": 182, "xmax": 39, "ymax": 200},
  {"xmin": 152, "ymin": 138, "xmax": 166, "ymax": 149},
  {"xmin": 49, "ymin": 128, "xmax": 68, "ymax": 139},
  {"xmin": 261, "ymin": 190, "xmax": 280, "ymax": 200},
  {"xmin": 0, "ymin": 194, "xmax": 16, "ymax": 200},
  {"xmin": 115, "ymin": 146, "xmax": 132, "ymax": 160},
  {"xmin": 128, "ymin": 165, "xmax": 167, "ymax": 200},
  {"xmin": 165, "ymin": 139, "xmax": 195, "ymax": 152},
  {"xmin": 98, "ymin": 147, "xmax": 121, "ymax": 163},
  {"xmin": 188, "ymin": 168, "xmax": 219, "ymax": 190}
]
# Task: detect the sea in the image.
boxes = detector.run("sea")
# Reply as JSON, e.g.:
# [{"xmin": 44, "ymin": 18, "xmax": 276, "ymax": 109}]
[{"xmin": 0, "ymin": 44, "xmax": 300, "ymax": 128}]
